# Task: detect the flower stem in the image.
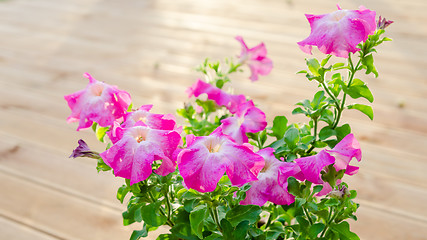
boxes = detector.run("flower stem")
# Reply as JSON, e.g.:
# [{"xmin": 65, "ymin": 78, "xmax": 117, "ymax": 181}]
[
  {"xmin": 307, "ymin": 118, "xmax": 318, "ymax": 153},
  {"xmin": 303, "ymin": 206, "xmax": 313, "ymax": 225},
  {"xmin": 320, "ymin": 207, "xmax": 333, "ymax": 237},
  {"xmin": 148, "ymin": 191, "xmax": 174, "ymax": 227},
  {"xmin": 332, "ymin": 55, "xmax": 361, "ymax": 129},
  {"xmin": 321, "ymin": 82, "xmax": 341, "ymax": 112},
  {"xmin": 209, "ymin": 205, "xmax": 222, "ymax": 232}
]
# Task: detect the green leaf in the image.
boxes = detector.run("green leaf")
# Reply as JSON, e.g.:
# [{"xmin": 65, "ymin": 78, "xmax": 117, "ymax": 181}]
[
  {"xmin": 309, "ymin": 223, "xmax": 325, "ymax": 239},
  {"xmin": 127, "ymin": 103, "xmax": 133, "ymax": 112},
  {"xmin": 324, "ymin": 198, "xmax": 340, "ymax": 207},
  {"xmin": 259, "ymin": 130, "xmax": 267, "ymax": 147},
  {"xmin": 345, "ymin": 79, "xmax": 374, "ymax": 103},
  {"xmin": 296, "ymin": 216, "xmax": 310, "ymax": 234},
  {"xmin": 319, "ymin": 126, "xmax": 336, "ymax": 140},
  {"xmin": 225, "ymin": 205, "xmax": 262, "ymax": 227},
  {"xmin": 335, "ymin": 124, "xmax": 352, "ymax": 142},
  {"xmin": 347, "ymin": 104, "xmax": 374, "ymax": 120},
  {"xmin": 216, "ymin": 79, "xmax": 225, "ymax": 89},
  {"xmin": 196, "ymin": 99, "xmax": 217, "ymax": 114},
  {"xmin": 287, "ymin": 177, "xmax": 300, "ymax": 197},
  {"xmin": 141, "ymin": 202, "xmax": 167, "ymax": 227},
  {"xmin": 270, "ymin": 116, "xmax": 288, "ymax": 139},
  {"xmin": 190, "ymin": 205, "xmax": 208, "ymax": 239},
  {"xmin": 332, "ymin": 62, "xmax": 346, "ymax": 70},
  {"xmin": 204, "ymin": 233, "xmax": 223, "ymax": 240},
  {"xmin": 184, "ymin": 199, "xmax": 199, "ymax": 213},
  {"xmin": 266, "ymin": 230, "xmax": 282, "ymax": 240},
  {"xmin": 320, "ymin": 109, "xmax": 334, "ymax": 125},
  {"xmin": 284, "ymin": 127, "xmax": 300, "ymax": 149},
  {"xmin": 220, "ymin": 219, "xmax": 234, "ymax": 239},
  {"xmin": 233, "ymin": 221, "xmax": 250, "ymax": 239},
  {"xmin": 122, "ymin": 203, "xmax": 143, "ymax": 226},
  {"xmin": 292, "ymin": 107, "xmax": 306, "ymax": 115},
  {"xmin": 312, "ymin": 91, "xmax": 325, "ymax": 108},
  {"xmin": 321, "ymin": 55, "xmax": 332, "ymax": 67},
  {"xmin": 330, "ymin": 221, "xmax": 360, "ymax": 240},
  {"xmin": 117, "ymin": 185, "xmax": 130, "ymax": 204},
  {"xmin": 157, "ymin": 234, "xmax": 180, "ymax": 240},
  {"xmin": 96, "ymin": 158, "xmax": 112, "ymax": 172},
  {"xmin": 91, "ymin": 122, "xmax": 98, "ymax": 132},
  {"xmin": 312, "ymin": 185, "xmax": 324, "ymax": 194},
  {"xmin": 170, "ymin": 223, "xmax": 199, "ymax": 240},
  {"xmin": 96, "ymin": 126, "xmax": 109, "ymax": 142},
  {"xmin": 306, "ymin": 58, "xmax": 321, "ymax": 76},
  {"xmin": 130, "ymin": 223, "xmax": 149, "ymax": 240},
  {"xmin": 361, "ymin": 54, "xmax": 378, "ymax": 77}
]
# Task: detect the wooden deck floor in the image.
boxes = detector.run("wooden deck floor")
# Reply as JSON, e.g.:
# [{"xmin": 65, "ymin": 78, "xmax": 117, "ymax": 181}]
[{"xmin": 1, "ymin": 0, "xmax": 426, "ymax": 239}]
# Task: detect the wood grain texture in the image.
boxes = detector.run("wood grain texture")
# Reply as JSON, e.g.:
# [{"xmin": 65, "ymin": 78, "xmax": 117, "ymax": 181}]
[{"xmin": 0, "ymin": 0, "xmax": 426, "ymax": 239}]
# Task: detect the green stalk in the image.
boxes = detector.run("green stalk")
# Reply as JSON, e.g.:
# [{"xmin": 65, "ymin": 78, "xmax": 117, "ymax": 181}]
[
  {"xmin": 332, "ymin": 55, "xmax": 361, "ymax": 129},
  {"xmin": 320, "ymin": 207, "xmax": 333, "ymax": 237},
  {"xmin": 307, "ymin": 118, "xmax": 318, "ymax": 153},
  {"xmin": 148, "ymin": 191, "xmax": 174, "ymax": 227},
  {"xmin": 209, "ymin": 205, "xmax": 222, "ymax": 232},
  {"xmin": 165, "ymin": 189, "xmax": 173, "ymax": 222},
  {"xmin": 303, "ymin": 206, "xmax": 313, "ymax": 225},
  {"xmin": 321, "ymin": 82, "xmax": 341, "ymax": 112}
]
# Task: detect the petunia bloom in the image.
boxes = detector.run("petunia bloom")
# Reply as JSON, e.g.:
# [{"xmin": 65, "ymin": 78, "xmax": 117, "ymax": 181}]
[
  {"xmin": 108, "ymin": 105, "xmax": 181, "ymax": 144},
  {"xmin": 186, "ymin": 79, "xmax": 247, "ymax": 114},
  {"xmin": 100, "ymin": 123, "xmax": 181, "ymax": 185},
  {"xmin": 186, "ymin": 79, "xmax": 230, "ymax": 106},
  {"xmin": 177, "ymin": 128, "xmax": 264, "ymax": 192},
  {"xmin": 325, "ymin": 133, "xmax": 362, "ymax": 175},
  {"xmin": 241, "ymin": 148, "xmax": 301, "ymax": 206},
  {"xmin": 295, "ymin": 134, "xmax": 362, "ymax": 195},
  {"xmin": 236, "ymin": 36, "xmax": 273, "ymax": 81},
  {"xmin": 64, "ymin": 73, "xmax": 132, "ymax": 130},
  {"xmin": 220, "ymin": 100, "xmax": 267, "ymax": 144},
  {"xmin": 297, "ymin": 5, "xmax": 376, "ymax": 58}
]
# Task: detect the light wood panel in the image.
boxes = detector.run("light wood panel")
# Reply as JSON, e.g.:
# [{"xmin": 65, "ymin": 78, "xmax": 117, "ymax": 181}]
[{"xmin": 1, "ymin": 0, "xmax": 426, "ymax": 239}]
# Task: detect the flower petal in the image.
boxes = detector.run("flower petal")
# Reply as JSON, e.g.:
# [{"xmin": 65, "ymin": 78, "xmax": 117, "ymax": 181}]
[{"xmin": 295, "ymin": 150, "xmax": 335, "ymax": 184}]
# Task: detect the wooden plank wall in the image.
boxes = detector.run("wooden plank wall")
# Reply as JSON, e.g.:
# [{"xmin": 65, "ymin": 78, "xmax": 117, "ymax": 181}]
[{"xmin": 0, "ymin": 0, "xmax": 426, "ymax": 239}]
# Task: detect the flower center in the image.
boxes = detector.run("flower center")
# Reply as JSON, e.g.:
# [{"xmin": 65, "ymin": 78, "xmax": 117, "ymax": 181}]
[
  {"xmin": 128, "ymin": 126, "xmax": 149, "ymax": 143},
  {"xmin": 205, "ymin": 137, "xmax": 223, "ymax": 153},
  {"xmin": 331, "ymin": 10, "xmax": 348, "ymax": 22},
  {"xmin": 90, "ymin": 83, "xmax": 104, "ymax": 96},
  {"xmin": 237, "ymin": 116, "xmax": 245, "ymax": 126}
]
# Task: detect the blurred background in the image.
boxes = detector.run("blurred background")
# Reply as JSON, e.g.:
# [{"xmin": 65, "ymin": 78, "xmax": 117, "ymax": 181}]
[{"xmin": 0, "ymin": 0, "xmax": 426, "ymax": 239}]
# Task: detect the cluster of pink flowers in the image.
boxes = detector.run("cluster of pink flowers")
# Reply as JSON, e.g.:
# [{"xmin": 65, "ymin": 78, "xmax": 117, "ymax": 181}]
[
  {"xmin": 65, "ymin": 74, "xmax": 182, "ymax": 185},
  {"xmin": 66, "ymin": 3, "xmax": 375, "ymax": 206}
]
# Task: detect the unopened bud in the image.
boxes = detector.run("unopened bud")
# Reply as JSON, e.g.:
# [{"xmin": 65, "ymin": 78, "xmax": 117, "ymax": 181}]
[
  {"xmin": 69, "ymin": 139, "xmax": 100, "ymax": 159},
  {"xmin": 377, "ymin": 16, "xmax": 393, "ymax": 30}
]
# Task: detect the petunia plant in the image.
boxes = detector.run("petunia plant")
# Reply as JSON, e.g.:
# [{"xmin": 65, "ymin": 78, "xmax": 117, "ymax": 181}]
[{"xmin": 65, "ymin": 5, "xmax": 392, "ymax": 240}]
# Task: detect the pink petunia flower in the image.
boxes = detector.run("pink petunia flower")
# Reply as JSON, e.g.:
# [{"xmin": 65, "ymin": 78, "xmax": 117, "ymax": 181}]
[
  {"xmin": 297, "ymin": 5, "xmax": 376, "ymax": 58},
  {"xmin": 295, "ymin": 150, "xmax": 335, "ymax": 185},
  {"xmin": 295, "ymin": 134, "xmax": 362, "ymax": 195},
  {"xmin": 220, "ymin": 100, "xmax": 267, "ymax": 144},
  {"xmin": 177, "ymin": 128, "xmax": 265, "ymax": 192},
  {"xmin": 186, "ymin": 79, "xmax": 247, "ymax": 114},
  {"xmin": 241, "ymin": 148, "xmax": 301, "ymax": 206},
  {"xmin": 64, "ymin": 73, "xmax": 132, "ymax": 130},
  {"xmin": 186, "ymin": 79, "xmax": 230, "ymax": 106},
  {"xmin": 325, "ymin": 133, "xmax": 362, "ymax": 175},
  {"xmin": 236, "ymin": 36, "xmax": 273, "ymax": 81},
  {"xmin": 227, "ymin": 94, "xmax": 247, "ymax": 114},
  {"xmin": 100, "ymin": 122, "xmax": 181, "ymax": 185},
  {"xmin": 108, "ymin": 105, "xmax": 181, "ymax": 144}
]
